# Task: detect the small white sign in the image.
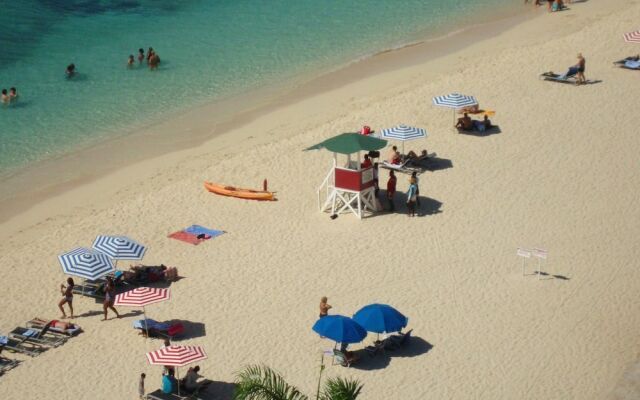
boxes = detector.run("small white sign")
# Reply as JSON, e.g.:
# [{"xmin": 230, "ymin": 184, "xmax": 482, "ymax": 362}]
[
  {"xmin": 517, "ymin": 248, "xmax": 532, "ymax": 258},
  {"xmin": 532, "ymin": 248, "xmax": 548, "ymax": 259}
]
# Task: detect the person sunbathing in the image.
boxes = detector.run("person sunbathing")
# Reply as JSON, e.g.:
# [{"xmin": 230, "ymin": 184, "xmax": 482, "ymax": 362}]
[
  {"xmin": 405, "ymin": 149, "xmax": 429, "ymax": 161},
  {"xmin": 456, "ymin": 113, "xmax": 473, "ymax": 130},
  {"xmin": 125, "ymin": 264, "xmax": 178, "ymax": 283},
  {"xmin": 458, "ymin": 104, "xmax": 480, "ymax": 114}
]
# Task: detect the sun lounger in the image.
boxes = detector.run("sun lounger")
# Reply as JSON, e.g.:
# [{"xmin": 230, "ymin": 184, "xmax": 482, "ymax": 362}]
[
  {"xmin": 145, "ymin": 389, "xmax": 202, "ymax": 400},
  {"xmin": 9, "ymin": 325, "xmax": 66, "ymax": 347},
  {"xmin": 613, "ymin": 56, "xmax": 640, "ymax": 66},
  {"xmin": 0, "ymin": 335, "xmax": 46, "ymax": 357},
  {"xmin": 620, "ymin": 60, "xmax": 640, "ymax": 70},
  {"xmin": 380, "ymin": 159, "xmax": 418, "ymax": 174},
  {"xmin": 385, "ymin": 329, "xmax": 413, "ymax": 351},
  {"xmin": 332, "ymin": 349, "xmax": 358, "ymax": 367},
  {"xmin": 134, "ymin": 319, "xmax": 185, "ymax": 340},
  {"xmin": 0, "ymin": 348, "xmax": 19, "ymax": 376},
  {"xmin": 27, "ymin": 318, "xmax": 82, "ymax": 337},
  {"xmin": 539, "ymin": 72, "xmax": 579, "ymax": 84}
]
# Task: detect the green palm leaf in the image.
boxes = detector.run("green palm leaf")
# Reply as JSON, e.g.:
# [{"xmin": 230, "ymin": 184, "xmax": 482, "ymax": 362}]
[
  {"xmin": 234, "ymin": 364, "xmax": 309, "ymax": 400},
  {"xmin": 321, "ymin": 377, "xmax": 363, "ymax": 400}
]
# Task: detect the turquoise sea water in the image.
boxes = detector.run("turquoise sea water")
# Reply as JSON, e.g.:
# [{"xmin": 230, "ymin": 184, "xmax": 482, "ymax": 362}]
[{"xmin": 0, "ymin": 0, "xmax": 517, "ymax": 177}]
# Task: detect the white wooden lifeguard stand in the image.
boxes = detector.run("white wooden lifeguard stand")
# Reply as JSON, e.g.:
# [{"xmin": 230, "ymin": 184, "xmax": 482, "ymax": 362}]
[{"xmin": 317, "ymin": 152, "xmax": 377, "ymax": 219}]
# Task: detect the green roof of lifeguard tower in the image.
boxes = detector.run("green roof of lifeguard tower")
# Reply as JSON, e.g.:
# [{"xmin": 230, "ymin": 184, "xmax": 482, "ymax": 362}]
[{"xmin": 305, "ymin": 132, "xmax": 387, "ymax": 155}]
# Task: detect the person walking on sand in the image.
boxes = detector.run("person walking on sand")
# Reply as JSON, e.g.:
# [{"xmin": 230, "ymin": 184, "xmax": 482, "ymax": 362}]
[
  {"xmin": 411, "ymin": 171, "xmax": 421, "ymax": 207},
  {"xmin": 319, "ymin": 297, "xmax": 332, "ymax": 318},
  {"xmin": 406, "ymin": 177, "xmax": 418, "ymax": 217},
  {"xmin": 575, "ymin": 53, "xmax": 586, "ymax": 84},
  {"xmin": 387, "ymin": 170, "xmax": 397, "ymax": 212},
  {"xmin": 102, "ymin": 276, "xmax": 120, "ymax": 320},
  {"xmin": 58, "ymin": 277, "xmax": 75, "ymax": 318},
  {"xmin": 138, "ymin": 373, "xmax": 146, "ymax": 399}
]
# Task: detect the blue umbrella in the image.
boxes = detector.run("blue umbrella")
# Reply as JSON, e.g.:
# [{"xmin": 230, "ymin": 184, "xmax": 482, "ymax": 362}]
[
  {"xmin": 380, "ymin": 125, "xmax": 427, "ymax": 154},
  {"xmin": 432, "ymin": 93, "xmax": 478, "ymax": 125},
  {"xmin": 312, "ymin": 315, "xmax": 367, "ymax": 344},
  {"xmin": 58, "ymin": 247, "xmax": 114, "ymax": 280},
  {"xmin": 353, "ymin": 304, "xmax": 408, "ymax": 334},
  {"xmin": 92, "ymin": 235, "xmax": 146, "ymax": 260}
]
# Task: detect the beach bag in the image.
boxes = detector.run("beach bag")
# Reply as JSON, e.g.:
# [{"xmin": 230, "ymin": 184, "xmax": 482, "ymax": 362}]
[{"xmin": 361, "ymin": 125, "xmax": 371, "ymax": 135}]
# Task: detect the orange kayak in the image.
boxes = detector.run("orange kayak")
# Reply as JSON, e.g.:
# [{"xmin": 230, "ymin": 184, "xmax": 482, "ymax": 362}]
[{"xmin": 204, "ymin": 182, "xmax": 275, "ymax": 201}]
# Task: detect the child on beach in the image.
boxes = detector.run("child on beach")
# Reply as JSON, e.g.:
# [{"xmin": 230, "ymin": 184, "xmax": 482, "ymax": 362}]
[
  {"xmin": 319, "ymin": 297, "xmax": 332, "ymax": 318},
  {"xmin": 406, "ymin": 177, "xmax": 418, "ymax": 217},
  {"xmin": 58, "ymin": 277, "xmax": 75, "ymax": 318}
]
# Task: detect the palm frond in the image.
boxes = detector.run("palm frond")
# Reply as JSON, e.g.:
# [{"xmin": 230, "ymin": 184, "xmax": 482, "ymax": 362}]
[
  {"xmin": 320, "ymin": 377, "xmax": 363, "ymax": 400},
  {"xmin": 234, "ymin": 364, "xmax": 309, "ymax": 400}
]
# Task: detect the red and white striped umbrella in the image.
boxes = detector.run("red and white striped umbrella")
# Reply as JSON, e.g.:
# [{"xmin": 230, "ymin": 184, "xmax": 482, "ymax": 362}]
[
  {"xmin": 114, "ymin": 287, "xmax": 170, "ymax": 307},
  {"xmin": 146, "ymin": 345, "xmax": 207, "ymax": 367},
  {"xmin": 624, "ymin": 30, "xmax": 640, "ymax": 43}
]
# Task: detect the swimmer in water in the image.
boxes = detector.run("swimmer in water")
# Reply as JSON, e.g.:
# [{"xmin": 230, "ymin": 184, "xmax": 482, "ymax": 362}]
[
  {"xmin": 127, "ymin": 54, "xmax": 135, "ymax": 67},
  {"xmin": 1, "ymin": 89, "xmax": 9, "ymax": 105},
  {"xmin": 66, "ymin": 63, "xmax": 76, "ymax": 77},
  {"xmin": 138, "ymin": 48, "xmax": 145, "ymax": 64},
  {"xmin": 147, "ymin": 47, "xmax": 154, "ymax": 62},
  {"xmin": 9, "ymin": 87, "xmax": 18, "ymax": 103},
  {"xmin": 149, "ymin": 52, "xmax": 160, "ymax": 70}
]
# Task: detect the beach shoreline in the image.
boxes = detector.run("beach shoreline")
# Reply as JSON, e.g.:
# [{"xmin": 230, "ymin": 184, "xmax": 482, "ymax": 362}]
[{"xmin": 0, "ymin": 4, "xmax": 534, "ymax": 230}]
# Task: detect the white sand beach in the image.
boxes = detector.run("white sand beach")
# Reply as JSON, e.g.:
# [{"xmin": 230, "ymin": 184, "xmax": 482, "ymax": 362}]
[{"xmin": 1, "ymin": 1, "xmax": 639, "ymax": 399}]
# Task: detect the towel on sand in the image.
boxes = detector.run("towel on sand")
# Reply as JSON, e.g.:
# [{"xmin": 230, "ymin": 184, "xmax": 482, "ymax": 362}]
[{"xmin": 184, "ymin": 225, "xmax": 225, "ymax": 238}]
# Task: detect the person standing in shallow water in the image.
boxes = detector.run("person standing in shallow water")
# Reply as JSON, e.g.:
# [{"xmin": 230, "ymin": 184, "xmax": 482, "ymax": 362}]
[
  {"xmin": 138, "ymin": 48, "xmax": 145, "ymax": 64},
  {"xmin": 319, "ymin": 297, "xmax": 332, "ymax": 317},
  {"xmin": 127, "ymin": 54, "xmax": 135, "ymax": 67},
  {"xmin": 1, "ymin": 89, "xmax": 9, "ymax": 105}
]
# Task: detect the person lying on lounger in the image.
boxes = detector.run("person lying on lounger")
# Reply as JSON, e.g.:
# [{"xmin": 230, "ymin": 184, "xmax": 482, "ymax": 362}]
[
  {"xmin": 405, "ymin": 149, "xmax": 429, "ymax": 161},
  {"xmin": 124, "ymin": 265, "xmax": 178, "ymax": 284},
  {"xmin": 456, "ymin": 113, "xmax": 473, "ymax": 130}
]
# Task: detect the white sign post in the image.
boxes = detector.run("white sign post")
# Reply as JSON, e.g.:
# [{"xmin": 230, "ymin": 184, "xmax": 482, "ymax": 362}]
[
  {"xmin": 532, "ymin": 248, "xmax": 548, "ymax": 280},
  {"xmin": 517, "ymin": 248, "xmax": 532, "ymax": 276}
]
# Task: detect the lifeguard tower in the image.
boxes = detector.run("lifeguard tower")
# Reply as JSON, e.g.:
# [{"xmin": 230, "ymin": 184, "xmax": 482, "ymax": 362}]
[{"xmin": 306, "ymin": 133, "xmax": 387, "ymax": 219}]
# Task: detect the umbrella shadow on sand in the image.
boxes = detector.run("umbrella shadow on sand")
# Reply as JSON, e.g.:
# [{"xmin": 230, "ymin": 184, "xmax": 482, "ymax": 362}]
[
  {"xmin": 167, "ymin": 320, "xmax": 206, "ymax": 340},
  {"xmin": 351, "ymin": 336, "xmax": 434, "ymax": 371},
  {"xmin": 198, "ymin": 381, "xmax": 237, "ymax": 400}
]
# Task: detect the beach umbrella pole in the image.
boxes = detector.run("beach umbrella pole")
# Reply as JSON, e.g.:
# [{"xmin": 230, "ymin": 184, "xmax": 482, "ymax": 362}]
[{"xmin": 143, "ymin": 306, "xmax": 148, "ymax": 338}]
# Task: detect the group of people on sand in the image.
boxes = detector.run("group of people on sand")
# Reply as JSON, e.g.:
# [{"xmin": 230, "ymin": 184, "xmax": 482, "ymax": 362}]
[
  {"xmin": 456, "ymin": 113, "xmax": 492, "ymax": 132},
  {"xmin": 128, "ymin": 47, "xmax": 161, "ymax": 70},
  {"xmin": 1, "ymin": 87, "xmax": 18, "ymax": 105},
  {"xmin": 57, "ymin": 276, "xmax": 121, "ymax": 321},
  {"xmin": 525, "ymin": 0, "xmax": 571, "ymax": 12}
]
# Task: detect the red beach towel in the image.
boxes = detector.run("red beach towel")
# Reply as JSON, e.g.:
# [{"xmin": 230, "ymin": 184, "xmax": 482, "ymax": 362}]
[{"xmin": 168, "ymin": 231, "xmax": 201, "ymax": 245}]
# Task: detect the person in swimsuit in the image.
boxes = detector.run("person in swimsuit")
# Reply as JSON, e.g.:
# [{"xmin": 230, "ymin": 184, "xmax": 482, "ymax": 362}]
[
  {"xmin": 148, "ymin": 52, "xmax": 160, "ymax": 70},
  {"xmin": 456, "ymin": 113, "xmax": 473, "ymax": 130},
  {"xmin": 575, "ymin": 53, "xmax": 586, "ymax": 85},
  {"xmin": 1, "ymin": 89, "xmax": 9, "ymax": 105},
  {"xmin": 319, "ymin": 297, "xmax": 332, "ymax": 317},
  {"xmin": 58, "ymin": 277, "xmax": 75, "ymax": 318},
  {"xmin": 102, "ymin": 276, "xmax": 121, "ymax": 320},
  {"xmin": 127, "ymin": 54, "xmax": 135, "ymax": 67},
  {"xmin": 138, "ymin": 48, "xmax": 145, "ymax": 64},
  {"xmin": 147, "ymin": 47, "xmax": 154, "ymax": 62}
]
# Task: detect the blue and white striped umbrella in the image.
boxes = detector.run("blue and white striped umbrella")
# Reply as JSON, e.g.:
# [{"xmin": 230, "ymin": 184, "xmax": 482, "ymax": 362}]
[
  {"xmin": 92, "ymin": 235, "xmax": 146, "ymax": 260},
  {"xmin": 380, "ymin": 125, "xmax": 427, "ymax": 141},
  {"xmin": 380, "ymin": 125, "xmax": 427, "ymax": 154},
  {"xmin": 58, "ymin": 247, "xmax": 115, "ymax": 280},
  {"xmin": 432, "ymin": 93, "xmax": 478, "ymax": 109},
  {"xmin": 432, "ymin": 93, "xmax": 478, "ymax": 125}
]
